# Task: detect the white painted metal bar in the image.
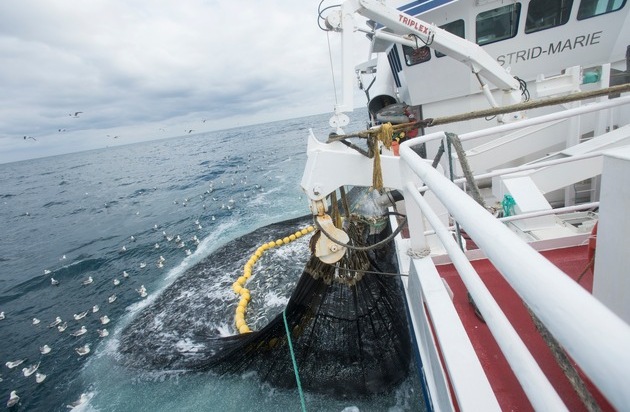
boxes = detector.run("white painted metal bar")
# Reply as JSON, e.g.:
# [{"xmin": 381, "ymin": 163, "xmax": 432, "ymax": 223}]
[
  {"xmin": 422, "ymin": 202, "xmax": 599, "ymax": 236},
  {"xmin": 399, "ymin": 143, "xmax": 630, "ymax": 411},
  {"xmin": 458, "ymin": 95, "xmax": 630, "ymax": 142},
  {"xmin": 497, "ymin": 202, "xmax": 598, "ymax": 223},
  {"xmin": 418, "ymin": 151, "xmax": 603, "ymax": 194},
  {"xmin": 406, "ymin": 182, "xmax": 567, "ymax": 411},
  {"xmin": 415, "ymin": 95, "xmax": 630, "ymax": 148}
]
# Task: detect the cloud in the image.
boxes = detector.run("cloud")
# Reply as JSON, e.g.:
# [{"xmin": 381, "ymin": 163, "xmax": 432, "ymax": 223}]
[{"xmin": 0, "ymin": 0, "xmax": 369, "ymax": 163}]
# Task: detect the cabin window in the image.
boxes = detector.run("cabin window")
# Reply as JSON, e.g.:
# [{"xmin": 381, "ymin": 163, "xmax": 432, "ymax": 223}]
[
  {"xmin": 476, "ymin": 4, "xmax": 521, "ymax": 46},
  {"xmin": 402, "ymin": 45, "xmax": 431, "ymax": 66},
  {"xmin": 436, "ymin": 20, "xmax": 465, "ymax": 58},
  {"xmin": 525, "ymin": 0, "xmax": 574, "ymax": 33},
  {"xmin": 577, "ymin": 0, "xmax": 626, "ymax": 19}
]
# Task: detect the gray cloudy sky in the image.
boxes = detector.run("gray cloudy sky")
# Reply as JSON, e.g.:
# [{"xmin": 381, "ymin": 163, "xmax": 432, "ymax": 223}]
[{"xmin": 0, "ymin": 1, "xmax": 365, "ymax": 163}]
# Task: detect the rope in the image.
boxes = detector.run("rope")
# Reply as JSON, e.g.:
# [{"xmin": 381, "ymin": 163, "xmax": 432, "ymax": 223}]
[
  {"xmin": 283, "ymin": 309, "xmax": 307, "ymax": 412},
  {"xmin": 527, "ymin": 306, "xmax": 601, "ymax": 412},
  {"xmin": 445, "ymin": 132, "xmax": 486, "ymax": 208},
  {"xmin": 371, "ymin": 123, "xmax": 393, "ymax": 190},
  {"xmin": 428, "ymin": 82, "xmax": 630, "ymax": 127},
  {"xmin": 313, "ymin": 215, "xmax": 408, "ymax": 252},
  {"xmin": 325, "ymin": 83, "xmax": 630, "ymax": 142}
]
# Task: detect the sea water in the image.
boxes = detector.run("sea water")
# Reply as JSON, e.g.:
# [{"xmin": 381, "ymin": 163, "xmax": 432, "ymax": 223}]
[{"xmin": 0, "ymin": 112, "xmax": 424, "ymax": 411}]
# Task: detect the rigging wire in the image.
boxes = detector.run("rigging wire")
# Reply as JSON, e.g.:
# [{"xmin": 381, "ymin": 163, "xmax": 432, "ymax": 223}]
[{"xmin": 326, "ymin": 31, "xmax": 339, "ymax": 107}]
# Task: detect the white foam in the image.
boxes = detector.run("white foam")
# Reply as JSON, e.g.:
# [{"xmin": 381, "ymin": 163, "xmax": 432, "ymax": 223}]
[
  {"xmin": 262, "ymin": 291, "xmax": 289, "ymax": 308},
  {"xmin": 175, "ymin": 338, "xmax": 205, "ymax": 353}
]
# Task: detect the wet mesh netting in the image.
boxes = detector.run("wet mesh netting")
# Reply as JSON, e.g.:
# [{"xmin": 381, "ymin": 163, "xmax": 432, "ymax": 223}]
[{"xmin": 197, "ymin": 221, "xmax": 412, "ymax": 397}]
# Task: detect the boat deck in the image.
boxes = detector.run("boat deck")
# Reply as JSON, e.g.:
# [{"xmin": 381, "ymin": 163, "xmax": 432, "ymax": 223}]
[{"xmin": 436, "ymin": 245, "xmax": 614, "ymax": 411}]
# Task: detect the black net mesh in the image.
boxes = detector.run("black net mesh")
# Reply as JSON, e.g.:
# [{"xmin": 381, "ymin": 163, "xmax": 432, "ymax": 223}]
[{"xmin": 195, "ymin": 221, "xmax": 412, "ymax": 397}]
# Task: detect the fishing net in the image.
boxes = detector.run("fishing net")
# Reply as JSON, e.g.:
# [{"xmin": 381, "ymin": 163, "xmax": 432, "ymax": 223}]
[
  {"xmin": 119, "ymin": 189, "xmax": 413, "ymax": 398},
  {"xmin": 196, "ymin": 217, "xmax": 412, "ymax": 398}
]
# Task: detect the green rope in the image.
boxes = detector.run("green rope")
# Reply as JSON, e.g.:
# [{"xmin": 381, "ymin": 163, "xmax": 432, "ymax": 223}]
[{"xmin": 283, "ymin": 309, "xmax": 307, "ymax": 412}]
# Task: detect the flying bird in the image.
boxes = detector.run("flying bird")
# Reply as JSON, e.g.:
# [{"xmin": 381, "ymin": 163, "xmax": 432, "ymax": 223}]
[
  {"xmin": 185, "ymin": 129, "xmax": 194, "ymax": 134},
  {"xmin": 69, "ymin": 112, "xmax": 83, "ymax": 117},
  {"xmin": 23, "ymin": 135, "xmax": 37, "ymax": 141}
]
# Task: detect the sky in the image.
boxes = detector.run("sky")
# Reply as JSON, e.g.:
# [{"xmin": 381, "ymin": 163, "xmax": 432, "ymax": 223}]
[{"xmin": 0, "ymin": 0, "xmax": 370, "ymax": 164}]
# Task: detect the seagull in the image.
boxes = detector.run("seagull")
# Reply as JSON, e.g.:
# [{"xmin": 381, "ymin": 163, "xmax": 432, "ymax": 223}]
[
  {"xmin": 51, "ymin": 277, "xmax": 59, "ymax": 286},
  {"xmin": 70, "ymin": 326, "xmax": 87, "ymax": 336},
  {"xmin": 6, "ymin": 359, "xmax": 26, "ymax": 369},
  {"xmin": 74, "ymin": 311, "xmax": 88, "ymax": 321},
  {"xmin": 158, "ymin": 255, "xmax": 165, "ymax": 263},
  {"xmin": 35, "ymin": 372, "xmax": 47, "ymax": 383},
  {"xmin": 100, "ymin": 315, "xmax": 110, "ymax": 325},
  {"xmin": 97, "ymin": 329, "xmax": 109, "ymax": 338},
  {"xmin": 32, "ymin": 318, "xmax": 40, "ymax": 325},
  {"xmin": 92, "ymin": 305, "xmax": 99, "ymax": 313},
  {"xmin": 120, "ymin": 245, "xmax": 127, "ymax": 252},
  {"xmin": 113, "ymin": 278, "xmax": 120, "ymax": 286},
  {"xmin": 23, "ymin": 135, "xmax": 37, "ymax": 141},
  {"xmin": 137, "ymin": 285, "xmax": 147, "ymax": 298},
  {"xmin": 75, "ymin": 345, "xmax": 90, "ymax": 356},
  {"xmin": 82, "ymin": 276, "xmax": 93, "ymax": 286},
  {"xmin": 57, "ymin": 322, "xmax": 68, "ymax": 332},
  {"xmin": 69, "ymin": 111, "xmax": 83, "ymax": 117},
  {"xmin": 40, "ymin": 345, "xmax": 51, "ymax": 355},
  {"xmin": 122, "ymin": 271, "xmax": 129, "ymax": 278},
  {"xmin": 22, "ymin": 362, "xmax": 40, "ymax": 377},
  {"xmin": 67, "ymin": 393, "xmax": 90, "ymax": 409},
  {"xmin": 139, "ymin": 262, "xmax": 146, "ymax": 269},
  {"xmin": 6, "ymin": 390, "xmax": 19, "ymax": 408},
  {"xmin": 44, "ymin": 269, "xmax": 51, "ymax": 275},
  {"xmin": 49, "ymin": 317, "xmax": 62, "ymax": 327},
  {"xmin": 108, "ymin": 294, "xmax": 116, "ymax": 303},
  {"xmin": 130, "ymin": 235, "xmax": 136, "ymax": 242},
  {"xmin": 185, "ymin": 129, "xmax": 194, "ymax": 133},
  {"xmin": 157, "ymin": 261, "xmax": 164, "ymax": 268}
]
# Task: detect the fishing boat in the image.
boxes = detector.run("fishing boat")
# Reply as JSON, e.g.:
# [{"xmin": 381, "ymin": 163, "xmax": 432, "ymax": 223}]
[{"xmin": 299, "ymin": 0, "xmax": 630, "ymax": 410}]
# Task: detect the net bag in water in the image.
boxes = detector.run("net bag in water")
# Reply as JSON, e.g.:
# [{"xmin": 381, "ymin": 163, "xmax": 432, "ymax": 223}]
[{"xmin": 198, "ymin": 218, "xmax": 412, "ymax": 398}]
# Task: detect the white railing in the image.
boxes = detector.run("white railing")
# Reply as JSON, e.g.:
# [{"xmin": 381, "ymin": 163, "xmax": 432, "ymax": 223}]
[
  {"xmin": 398, "ymin": 140, "xmax": 630, "ymax": 411},
  {"xmin": 416, "ymin": 95, "xmax": 630, "ymax": 158}
]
